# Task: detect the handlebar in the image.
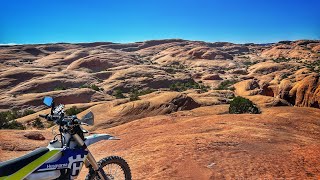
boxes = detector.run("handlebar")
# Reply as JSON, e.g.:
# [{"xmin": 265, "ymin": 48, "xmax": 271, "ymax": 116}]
[
  {"xmin": 39, "ymin": 102, "xmax": 87, "ymax": 136},
  {"xmin": 39, "ymin": 113, "xmax": 80, "ymax": 127},
  {"xmin": 39, "ymin": 114, "xmax": 55, "ymax": 121}
]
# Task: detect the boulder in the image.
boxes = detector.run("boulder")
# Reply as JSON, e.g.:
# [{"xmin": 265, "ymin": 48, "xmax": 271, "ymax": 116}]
[
  {"xmin": 24, "ymin": 132, "xmax": 45, "ymax": 140},
  {"xmin": 234, "ymin": 79, "xmax": 261, "ymax": 96},
  {"xmin": 248, "ymin": 62, "xmax": 285, "ymax": 75},
  {"xmin": 289, "ymin": 74, "xmax": 320, "ymax": 107}
]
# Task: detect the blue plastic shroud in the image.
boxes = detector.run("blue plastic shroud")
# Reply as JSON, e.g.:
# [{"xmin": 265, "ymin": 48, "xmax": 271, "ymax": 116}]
[{"xmin": 37, "ymin": 148, "xmax": 88, "ymax": 174}]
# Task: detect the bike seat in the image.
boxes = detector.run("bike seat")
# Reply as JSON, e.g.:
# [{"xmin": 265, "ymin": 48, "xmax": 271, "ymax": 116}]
[{"xmin": 0, "ymin": 147, "xmax": 49, "ymax": 177}]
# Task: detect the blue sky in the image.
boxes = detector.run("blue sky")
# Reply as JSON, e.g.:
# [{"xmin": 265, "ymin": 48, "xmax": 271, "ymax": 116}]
[{"xmin": 0, "ymin": 0, "xmax": 319, "ymax": 44}]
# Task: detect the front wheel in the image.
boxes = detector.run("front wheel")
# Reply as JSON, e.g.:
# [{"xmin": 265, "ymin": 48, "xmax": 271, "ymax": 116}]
[{"xmin": 86, "ymin": 156, "xmax": 131, "ymax": 180}]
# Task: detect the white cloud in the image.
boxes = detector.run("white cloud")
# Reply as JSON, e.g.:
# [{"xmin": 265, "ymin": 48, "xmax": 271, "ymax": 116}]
[{"xmin": 0, "ymin": 43, "xmax": 19, "ymax": 46}]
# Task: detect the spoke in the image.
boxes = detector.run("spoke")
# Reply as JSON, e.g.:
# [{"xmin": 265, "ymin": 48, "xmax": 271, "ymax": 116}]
[
  {"xmin": 110, "ymin": 164, "xmax": 114, "ymax": 175},
  {"xmin": 101, "ymin": 163, "xmax": 126, "ymax": 180},
  {"xmin": 106, "ymin": 164, "xmax": 109, "ymax": 175},
  {"xmin": 113, "ymin": 164, "xmax": 119, "ymax": 178},
  {"xmin": 107, "ymin": 164, "xmax": 111, "ymax": 175}
]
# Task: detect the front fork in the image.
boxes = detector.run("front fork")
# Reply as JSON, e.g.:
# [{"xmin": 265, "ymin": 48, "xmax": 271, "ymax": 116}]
[{"xmin": 72, "ymin": 134, "xmax": 109, "ymax": 180}]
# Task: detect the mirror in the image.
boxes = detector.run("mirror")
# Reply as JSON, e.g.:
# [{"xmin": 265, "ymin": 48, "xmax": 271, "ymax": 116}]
[
  {"xmin": 43, "ymin": 96, "xmax": 53, "ymax": 107},
  {"xmin": 80, "ymin": 111, "xmax": 94, "ymax": 126}
]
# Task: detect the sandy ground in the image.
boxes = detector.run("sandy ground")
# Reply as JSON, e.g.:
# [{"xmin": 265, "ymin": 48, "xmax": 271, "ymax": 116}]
[{"xmin": 1, "ymin": 106, "xmax": 320, "ymax": 179}]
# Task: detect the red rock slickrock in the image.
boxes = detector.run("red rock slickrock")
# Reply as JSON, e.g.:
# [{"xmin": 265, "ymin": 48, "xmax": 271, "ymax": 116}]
[
  {"xmin": 0, "ymin": 39, "xmax": 319, "ymax": 110},
  {"xmin": 1, "ymin": 107, "xmax": 320, "ymax": 179},
  {"xmin": 0, "ymin": 39, "xmax": 320, "ymax": 179},
  {"xmin": 289, "ymin": 74, "xmax": 320, "ymax": 107}
]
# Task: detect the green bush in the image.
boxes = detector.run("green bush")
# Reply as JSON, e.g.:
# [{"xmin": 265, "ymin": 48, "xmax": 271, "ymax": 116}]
[
  {"xmin": 164, "ymin": 68, "xmax": 176, "ymax": 74},
  {"xmin": 216, "ymin": 80, "xmax": 237, "ymax": 90},
  {"xmin": 0, "ymin": 111, "xmax": 25, "ymax": 130},
  {"xmin": 65, "ymin": 106, "xmax": 85, "ymax": 116},
  {"xmin": 128, "ymin": 88, "xmax": 155, "ymax": 101},
  {"xmin": 229, "ymin": 96, "xmax": 260, "ymax": 114},
  {"xmin": 32, "ymin": 118, "xmax": 44, "ymax": 129},
  {"xmin": 243, "ymin": 61, "xmax": 257, "ymax": 67},
  {"xmin": 90, "ymin": 84, "xmax": 100, "ymax": 91},
  {"xmin": 79, "ymin": 84, "xmax": 89, "ymax": 88},
  {"xmin": 79, "ymin": 84, "xmax": 104, "ymax": 91},
  {"xmin": 240, "ymin": 56, "xmax": 250, "ymax": 59},
  {"xmin": 170, "ymin": 81, "xmax": 209, "ymax": 92},
  {"xmin": 113, "ymin": 89, "xmax": 126, "ymax": 99},
  {"xmin": 140, "ymin": 89, "xmax": 155, "ymax": 95},
  {"xmin": 22, "ymin": 109, "xmax": 36, "ymax": 116},
  {"xmin": 129, "ymin": 91, "xmax": 140, "ymax": 101},
  {"xmin": 304, "ymin": 60, "xmax": 320, "ymax": 73},
  {"xmin": 1, "ymin": 120, "xmax": 25, "ymax": 129},
  {"xmin": 46, "ymin": 121, "xmax": 56, "ymax": 128},
  {"xmin": 54, "ymin": 86, "xmax": 66, "ymax": 91},
  {"xmin": 229, "ymin": 86, "xmax": 236, "ymax": 91},
  {"xmin": 273, "ymin": 57, "xmax": 290, "ymax": 63},
  {"xmin": 177, "ymin": 64, "xmax": 186, "ymax": 69}
]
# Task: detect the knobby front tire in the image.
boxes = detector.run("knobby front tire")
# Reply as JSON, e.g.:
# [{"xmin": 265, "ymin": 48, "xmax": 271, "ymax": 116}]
[{"xmin": 86, "ymin": 156, "xmax": 131, "ymax": 180}]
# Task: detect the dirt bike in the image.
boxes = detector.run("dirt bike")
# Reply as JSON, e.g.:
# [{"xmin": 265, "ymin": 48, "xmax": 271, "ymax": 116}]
[{"xmin": 0, "ymin": 96, "xmax": 131, "ymax": 180}]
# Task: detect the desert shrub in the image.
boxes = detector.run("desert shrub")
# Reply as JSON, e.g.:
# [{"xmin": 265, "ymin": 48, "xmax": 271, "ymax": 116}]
[
  {"xmin": 113, "ymin": 89, "xmax": 126, "ymax": 99},
  {"xmin": 163, "ymin": 63, "xmax": 185, "ymax": 74},
  {"xmin": 65, "ymin": 106, "xmax": 85, "ymax": 116},
  {"xmin": 281, "ymin": 73, "xmax": 289, "ymax": 79},
  {"xmin": 199, "ymin": 85, "xmax": 210, "ymax": 92},
  {"xmin": 79, "ymin": 84, "xmax": 89, "ymax": 88},
  {"xmin": 243, "ymin": 61, "xmax": 258, "ymax": 68},
  {"xmin": 22, "ymin": 109, "xmax": 36, "ymax": 116},
  {"xmin": 229, "ymin": 86, "xmax": 236, "ymax": 91},
  {"xmin": 216, "ymin": 80, "xmax": 237, "ymax": 90},
  {"xmin": 79, "ymin": 84, "xmax": 104, "ymax": 91},
  {"xmin": 169, "ymin": 62, "xmax": 186, "ymax": 69},
  {"xmin": 229, "ymin": 96, "xmax": 260, "ymax": 114},
  {"xmin": 129, "ymin": 88, "xmax": 155, "ymax": 101},
  {"xmin": 32, "ymin": 118, "xmax": 44, "ymax": 129},
  {"xmin": 139, "ymin": 88, "xmax": 155, "ymax": 95},
  {"xmin": 46, "ymin": 121, "xmax": 56, "ymax": 128},
  {"xmin": 54, "ymin": 86, "xmax": 66, "ymax": 91},
  {"xmin": 144, "ymin": 74, "xmax": 155, "ymax": 78},
  {"xmin": 90, "ymin": 84, "xmax": 100, "ymax": 91},
  {"xmin": 1, "ymin": 120, "xmax": 25, "ymax": 130},
  {"xmin": 170, "ymin": 81, "xmax": 209, "ymax": 92},
  {"xmin": 304, "ymin": 60, "xmax": 320, "ymax": 73},
  {"xmin": 239, "ymin": 56, "xmax": 250, "ymax": 59},
  {"xmin": 273, "ymin": 57, "xmax": 290, "ymax": 63},
  {"xmin": 177, "ymin": 64, "xmax": 186, "ymax": 69},
  {"xmin": 129, "ymin": 91, "xmax": 140, "ymax": 101},
  {"xmin": 0, "ymin": 111, "xmax": 25, "ymax": 130},
  {"xmin": 164, "ymin": 68, "xmax": 177, "ymax": 74}
]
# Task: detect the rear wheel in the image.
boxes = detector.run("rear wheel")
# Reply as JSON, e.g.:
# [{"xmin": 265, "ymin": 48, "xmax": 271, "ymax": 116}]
[{"xmin": 86, "ymin": 156, "xmax": 131, "ymax": 180}]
